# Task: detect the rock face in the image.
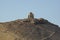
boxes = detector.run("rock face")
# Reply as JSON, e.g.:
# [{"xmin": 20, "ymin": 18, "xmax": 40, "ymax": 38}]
[{"xmin": 0, "ymin": 12, "xmax": 60, "ymax": 40}]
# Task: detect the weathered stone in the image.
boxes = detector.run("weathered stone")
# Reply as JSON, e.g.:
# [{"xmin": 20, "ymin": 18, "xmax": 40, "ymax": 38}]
[
  {"xmin": 28, "ymin": 12, "xmax": 34, "ymax": 19},
  {"xmin": 38, "ymin": 18, "xmax": 49, "ymax": 24}
]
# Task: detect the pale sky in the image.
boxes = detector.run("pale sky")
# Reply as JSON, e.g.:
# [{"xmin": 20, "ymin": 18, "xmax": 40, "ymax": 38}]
[{"xmin": 0, "ymin": 0, "xmax": 60, "ymax": 26}]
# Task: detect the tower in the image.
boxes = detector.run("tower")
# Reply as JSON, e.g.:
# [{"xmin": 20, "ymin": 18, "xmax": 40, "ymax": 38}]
[
  {"xmin": 28, "ymin": 12, "xmax": 35, "ymax": 23},
  {"xmin": 28, "ymin": 12, "xmax": 34, "ymax": 19}
]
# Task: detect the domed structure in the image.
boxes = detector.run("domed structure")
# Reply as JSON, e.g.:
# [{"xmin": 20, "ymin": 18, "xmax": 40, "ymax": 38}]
[{"xmin": 0, "ymin": 12, "xmax": 60, "ymax": 40}]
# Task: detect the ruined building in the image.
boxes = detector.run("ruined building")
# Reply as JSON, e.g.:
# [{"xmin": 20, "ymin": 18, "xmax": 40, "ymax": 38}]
[{"xmin": 0, "ymin": 12, "xmax": 60, "ymax": 40}]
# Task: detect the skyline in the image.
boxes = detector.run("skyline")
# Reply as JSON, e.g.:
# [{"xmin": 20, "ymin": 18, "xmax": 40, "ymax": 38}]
[{"xmin": 0, "ymin": 0, "xmax": 60, "ymax": 26}]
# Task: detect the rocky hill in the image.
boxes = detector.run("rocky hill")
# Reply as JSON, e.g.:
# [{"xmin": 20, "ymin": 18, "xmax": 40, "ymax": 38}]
[{"xmin": 0, "ymin": 12, "xmax": 60, "ymax": 40}]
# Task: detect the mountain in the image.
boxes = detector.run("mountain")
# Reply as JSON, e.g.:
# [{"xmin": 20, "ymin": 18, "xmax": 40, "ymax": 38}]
[{"xmin": 0, "ymin": 12, "xmax": 60, "ymax": 40}]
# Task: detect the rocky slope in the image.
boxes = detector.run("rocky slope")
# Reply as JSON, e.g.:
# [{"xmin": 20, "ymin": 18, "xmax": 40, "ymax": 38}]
[{"xmin": 0, "ymin": 12, "xmax": 60, "ymax": 40}]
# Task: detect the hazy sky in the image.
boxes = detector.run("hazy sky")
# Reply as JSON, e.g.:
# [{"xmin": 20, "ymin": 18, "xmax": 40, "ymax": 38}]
[{"xmin": 0, "ymin": 0, "xmax": 60, "ymax": 26}]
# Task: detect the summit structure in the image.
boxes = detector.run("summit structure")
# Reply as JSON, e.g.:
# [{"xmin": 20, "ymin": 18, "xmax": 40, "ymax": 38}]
[
  {"xmin": 0, "ymin": 12, "xmax": 60, "ymax": 40},
  {"xmin": 28, "ymin": 12, "xmax": 34, "ymax": 19},
  {"xmin": 28, "ymin": 12, "xmax": 35, "ymax": 23}
]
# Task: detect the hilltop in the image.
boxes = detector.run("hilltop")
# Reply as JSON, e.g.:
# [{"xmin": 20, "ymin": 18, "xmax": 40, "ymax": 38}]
[{"xmin": 0, "ymin": 12, "xmax": 60, "ymax": 40}]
